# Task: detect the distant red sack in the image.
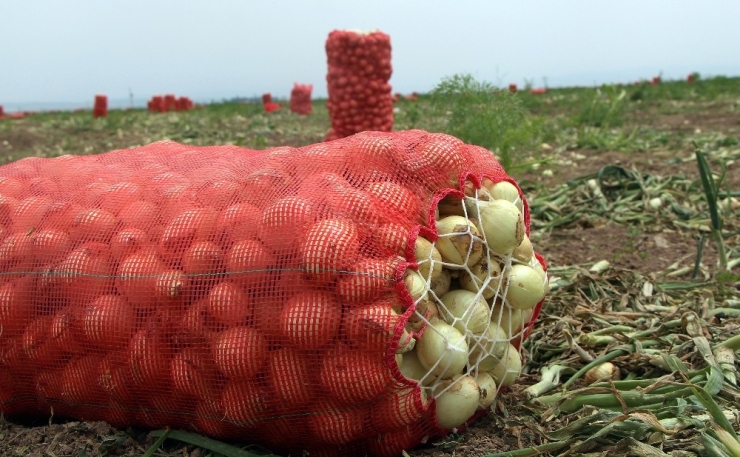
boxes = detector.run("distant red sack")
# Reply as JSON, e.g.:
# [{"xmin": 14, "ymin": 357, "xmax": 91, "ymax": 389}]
[
  {"xmin": 289, "ymin": 83, "xmax": 313, "ymax": 115},
  {"xmin": 93, "ymin": 95, "xmax": 108, "ymax": 118},
  {"xmin": 264, "ymin": 102, "xmax": 281, "ymax": 113},
  {"xmin": 325, "ymin": 30, "xmax": 393, "ymax": 139}
]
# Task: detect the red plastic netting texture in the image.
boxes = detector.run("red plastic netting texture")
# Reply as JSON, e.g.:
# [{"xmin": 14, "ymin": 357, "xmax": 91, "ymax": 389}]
[
  {"xmin": 0, "ymin": 130, "xmax": 542, "ymax": 457},
  {"xmin": 290, "ymin": 83, "xmax": 313, "ymax": 115},
  {"xmin": 325, "ymin": 30, "xmax": 393, "ymax": 140}
]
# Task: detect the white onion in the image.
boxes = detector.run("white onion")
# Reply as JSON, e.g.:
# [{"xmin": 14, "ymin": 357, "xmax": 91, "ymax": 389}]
[
  {"xmin": 530, "ymin": 259, "xmax": 550, "ymax": 294},
  {"xmin": 505, "ymin": 264, "xmax": 546, "ymax": 310},
  {"xmin": 434, "ymin": 216, "xmax": 484, "ymax": 268},
  {"xmin": 484, "ymin": 180, "xmax": 523, "ymax": 212},
  {"xmin": 489, "ymin": 343, "xmax": 522, "ymax": 387},
  {"xmin": 464, "ymin": 199, "xmax": 524, "ymax": 257},
  {"xmin": 430, "ymin": 268, "xmax": 451, "ymax": 298},
  {"xmin": 512, "ymin": 235, "xmax": 533, "ymax": 263},
  {"xmin": 405, "ymin": 299, "xmax": 440, "ymax": 334},
  {"xmin": 403, "ymin": 269, "xmax": 429, "ymax": 303},
  {"xmin": 439, "ymin": 290, "xmax": 490, "ymax": 335},
  {"xmin": 414, "ymin": 237, "xmax": 443, "ymax": 282},
  {"xmin": 468, "ymin": 322, "xmax": 509, "ymax": 372},
  {"xmin": 458, "ymin": 259, "xmax": 502, "ymax": 300},
  {"xmin": 398, "ymin": 350, "xmax": 435, "ymax": 386},
  {"xmin": 416, "ymin": 320, "xmax": 468, "ymax": 379},
  {"xmin": 475, "ymin": 371, "xmax": 497, "ymax": 409},
  {"xmin": 433, "ymin": 375, "xmax": 480, "ymax": 430},
  {"xmin": 491, "ymin": 302, "xmax": 532, "ymax": 339}
]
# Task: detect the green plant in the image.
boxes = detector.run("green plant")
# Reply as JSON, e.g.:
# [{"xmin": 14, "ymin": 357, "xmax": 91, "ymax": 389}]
[
  {"xmin": 429, "ymin": 74, "xmax": 542, "ymax": 173},
  {"xmin": 693, "ymin": 145, "xmax": 733, "ymax": 275},
  {"xmin": 578, "ymin": 85, "xmax": 627, "ymax": 128}
]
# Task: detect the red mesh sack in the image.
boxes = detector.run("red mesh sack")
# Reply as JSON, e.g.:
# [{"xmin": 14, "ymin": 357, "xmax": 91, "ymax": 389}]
[
  {"xmin": 325, "ymin": 30, "xmax": 393, "ymax": 140},
  {"xmin": 264, "ymin": 102, "xmax": 281, "ymax": 113},
  {"xmin": 93, "ymin": 95, "xmax": 108, "ymax": 118},
  {"xmin": 164, "ymin": 94, "xmax": 177, "ymax": 112},
  {"xmin": 148, "ymin": 96, "xmax": 165, "ymax": 113},
  {"xmin": 0, "ymin": 130, "xmax": 546, "ymax": 457},
  {"xmin": 262, "ymin": 93, "xmax": 273, "ymax": 105},
  {"xmin": 176, "ymin": 97, "xmax": 193, "ymax": 111},
  {"xmin": 0, "ymin": 105, "xmax": 5, "ymax": 119},
  {"xmin": 289, "ymin": 83, "xmax": 313, "ymax": 115}
]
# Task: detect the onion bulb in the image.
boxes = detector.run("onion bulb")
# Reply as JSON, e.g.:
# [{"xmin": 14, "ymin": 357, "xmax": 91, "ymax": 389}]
[
  {"xmin": 416, "ymin": 320, "xmax": 468, "ymax": 379},
  {"xmin": 489, "ymin": 343, "xmax": 522, "ymax": 387},
  {"xmin": 464, "ymin": 199, "xmax": 524, "ymax": 257},
  {"xmin": 414, "ymin": 237, "xmax": 442, "ymax": 282},
  {"xmin": 484, "ymin": 180, "xmax": 523, "ymax": 212},
  {"xmin": 430, "ymin": 268, "xmax": 451, "ymax": 298},
  {"xmin": 405, "ymin": 299, "xmax": 439, "ymax": 334},
  {"xmin": 439, "ymin": 290, "xmax": 490, "ymax": 335},
  {"xmin": 512, "ymin": 235, "xmax": 533, "ymax": 263},
  {"xmin": 403, "ymin": 269, "xmax": 429, "ymax": 303},
  {"xmin": 468, "ymin": 322, "xmax": 509, "ymax": 372},
  {"xmin": 505, "ymin": 264, "xmax": 546, "ymax": 310},
  {"xmin": 433, "ymin": 375, "xmax": 481, "ymax": 430},
  {"xmin": 434, "ymin": 216, "xmax": 484, "ymax": 268},
  {"xmin": 399, "ymin": 350, "xmax": 435, "ymax": 386},
  {"xmin": 531, "ymin": 259, "xmax": 549, "ymax": 293},
  {"xmin": 459, "ymin": 259, "xmax": 502, "ymax": 300},
  {"xmin": 475, "ymin": 371, "xmax": 497, "ymax": 409},
  {"xmin": 584, "ymin": 362, "xmax": 620, "ymax": 384},
  {"xmin": 491, "ymin": 302, "xmax": 532, "ymax": 339}
]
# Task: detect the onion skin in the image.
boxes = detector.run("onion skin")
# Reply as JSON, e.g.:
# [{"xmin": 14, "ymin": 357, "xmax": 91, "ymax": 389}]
[
  {"xmin": 505, "ymin": 264, "xmax": 546, "ymax": 310},
  {"xmin": 414, "ymin": 237, "xmax": 443, "ymax": 282},
  {"xmin": 301, "ymin": 219, "xmax": 360, "ymax": 284},
  {"xmin": 468, "ymin": 322, "xmax": 509, "ymax": 372},
  {"xmin": 435, "ymin": 216, "xmax": 484, "ymax": 268},
  {"xmin": 280, "ymin": 290, "xmax": 341, "ymax": 351},
  {"xmin": 465, "ymin": 199, "xmax": 524, "ymax": 257},
  {"xmin": 212, "ymin": 326, "xmax": 268, "ymax": 380},
  {"xmin": 439, "ymin": 289, "xmax": 490, "ymax": 335},
  {"xmin": 476, "ymin": 371, "xmax": 497, "ymax": 409},
  {"xmin": 320, "ymin": 343, "xmax": 392, "ymax": 405},
  {"xmin": 416, "ymin": 320, "xmax": 468, "ymax": 379},
  {"xmin": 433, "ymin": 375, "xmax": 481, "ymax": 430},
  {"xmin": 489, "ymin": 343, "xmax": 522, "ymax": 387},
  {"xmin": 458, "ymin": 259, "xmax": 502, "ymax": 300}
]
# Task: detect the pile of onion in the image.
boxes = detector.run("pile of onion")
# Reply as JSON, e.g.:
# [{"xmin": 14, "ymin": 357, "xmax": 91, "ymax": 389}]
[{"xmin": 398, "ymin": 178, "xmax": 547, "ymax": 431}]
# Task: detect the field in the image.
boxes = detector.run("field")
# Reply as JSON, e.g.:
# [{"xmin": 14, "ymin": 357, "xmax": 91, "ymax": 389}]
[{"xmin": 1, "ymin": 76, "xmax": 739, "ymax": 457}]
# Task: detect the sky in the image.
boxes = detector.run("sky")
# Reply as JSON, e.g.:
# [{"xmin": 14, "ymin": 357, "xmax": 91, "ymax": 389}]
[{"xmin": 1, "ymin": 1, "xmax": 739, "ymax": 111}]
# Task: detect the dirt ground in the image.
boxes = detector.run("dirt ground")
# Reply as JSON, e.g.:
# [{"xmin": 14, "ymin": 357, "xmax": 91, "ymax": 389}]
[{"xmin": 0, "ymin": 87, "xmax": 738, "ymax": 457}]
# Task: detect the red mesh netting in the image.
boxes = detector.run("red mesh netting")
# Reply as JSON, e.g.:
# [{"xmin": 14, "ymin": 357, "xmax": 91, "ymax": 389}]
[
  {"xmin": 290, "ymin": 83, "xmax": 313, "ymax": 115},
  {"xmin": 325, "ymin": 30, "xmax": 393, "ymax": 140},
  {"xmin": 93, "ymin": 95, "xmax": 108, "ymax": 118},
  {"xmin": 0, "ymin": 130, "xmax": 544, "ymax": 457}
]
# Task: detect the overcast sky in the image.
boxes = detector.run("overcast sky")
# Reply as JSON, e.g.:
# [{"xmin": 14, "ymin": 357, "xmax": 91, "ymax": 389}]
[{"xmin": 2, "ymin": 1, "xmax": 739, "ymax": 110}]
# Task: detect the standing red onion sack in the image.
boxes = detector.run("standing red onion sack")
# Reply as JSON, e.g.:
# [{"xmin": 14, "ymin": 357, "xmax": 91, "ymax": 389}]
[
  {"xmin": 289, "ymin": 83, "xmax": 313, "ymax": 115},
  {"xmin": 325, "ymin": 30, "xmax": 393, "ymax": 140},
  {"xmin": 0, "ymin": 130, "xmax": 546, "ymax": 456}
]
